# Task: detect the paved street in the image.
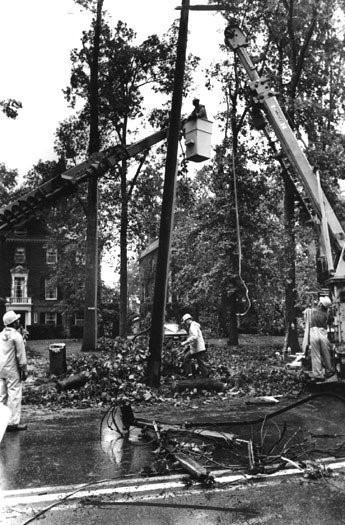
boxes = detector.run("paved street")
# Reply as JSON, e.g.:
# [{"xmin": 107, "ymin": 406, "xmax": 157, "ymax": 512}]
[{"xmin": 2, "ymin": 393, "xmax": 345, "ymax": 524}]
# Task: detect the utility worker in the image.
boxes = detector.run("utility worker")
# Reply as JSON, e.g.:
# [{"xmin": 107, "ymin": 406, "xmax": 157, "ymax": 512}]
[
  {"xmin": 18, "ymin": 325, "xmax": 29, "ymax": 346},
  {"xmin": 303, "ymin": 296, "xmax": 335, "ymax": 380},
  {"xmin": 0, "ymin": 311, "xmax": 28, "ymax": 431},
  {"xmin": 180, "ymin": 313, "xmax": 209, "ymax": 378},
  {"xmin": 186, "ymin": 97, "xmax": 208, "ymax": 121}
]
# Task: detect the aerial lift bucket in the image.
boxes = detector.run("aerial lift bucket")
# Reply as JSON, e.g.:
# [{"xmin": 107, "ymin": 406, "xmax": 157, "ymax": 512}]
[{"xmin": 183, "ymin": 118, "xmax": 213, "ymax": 162}]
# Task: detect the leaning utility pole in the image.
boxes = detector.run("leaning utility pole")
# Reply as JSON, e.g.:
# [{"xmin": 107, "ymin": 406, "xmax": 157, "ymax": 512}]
[
  {"xmin": 146, "ymin": 0, "xmax": 190, "ymax": 387},
  {"xmin": 82, "ymin": 0, "xmax": 103, "ymax": 351}
]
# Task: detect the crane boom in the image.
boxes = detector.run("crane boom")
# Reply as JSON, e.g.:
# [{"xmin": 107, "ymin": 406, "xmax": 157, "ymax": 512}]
[
  {"xmin": 224, "ymin": 21, "xmax": 345, "ymax": 355},
  {"xmin": 224, "ymin": 22, "xmax": 345, "ymax": 253}
]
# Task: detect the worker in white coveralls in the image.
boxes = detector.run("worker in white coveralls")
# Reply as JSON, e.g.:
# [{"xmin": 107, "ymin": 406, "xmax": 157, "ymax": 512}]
[
  {"xmin": 180, "ymin": 313, "xmax": 209, "ymax": 378},
  {"xmin": 303, "ymin": 296, "xmax": 335, "ymax": 380},
  {"xmin": 0, "ymin": 311, "xmax": 27, "ymax": 431}
]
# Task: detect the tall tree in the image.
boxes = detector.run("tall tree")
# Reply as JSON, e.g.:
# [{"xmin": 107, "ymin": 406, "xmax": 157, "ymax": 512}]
[
  {"xmin": 82, "ymin": 0, "xmax": 103, "ymax": 351},
  {"xmin": 172, "ymin": 139, "xmax": 285, "ymax": 337},
  {"xmin": 0, "ymin": 164, "xmax": 20, "ymax": 206},
  {"xmin": 214, "ymin": 0, "xmax": 345, "ymax": 346},
  {"xmin": 63, "ymin": 16, "xmax": 198, "ymax": 337}
]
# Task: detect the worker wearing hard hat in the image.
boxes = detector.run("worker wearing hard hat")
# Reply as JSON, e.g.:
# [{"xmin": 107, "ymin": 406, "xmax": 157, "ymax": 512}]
[
  {"xmin": 0, "ymin": 310, "xmax": 27, "ymax": 431},
  {"xmin": 186, "ymin": 97, "xmax": 208, "ymax": 121},
  {"xmin": 303, "ymin": 296, "xmax": 335, "ymax": 380},
  {"xmin": 180, "ymin": 313, "xmax": 209, "ymax": 378}
]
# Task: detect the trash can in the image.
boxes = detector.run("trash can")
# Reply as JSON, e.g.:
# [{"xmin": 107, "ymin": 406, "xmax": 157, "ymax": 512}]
[{"xmin": 49, "ymin": 343, "xmax": 67, "ymax": 376}]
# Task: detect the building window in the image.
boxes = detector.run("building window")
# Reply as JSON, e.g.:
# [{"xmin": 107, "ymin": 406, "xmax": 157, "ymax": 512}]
[
  {"xmin": 14, "ymin": 247, "xmax": 26, "ymax": 264},
  {"xmin": 14, "ymin": 228, "xmax": 27, "ymax": 237},
  {"xmin": 45, "ymin": 279, "xmax": 57, "ymax": 300},
  {"xmin": 14, "ymin": 276, "xmax": 26, "ymax": 301},
  {"xmin": 74, "ymin": 314, "xmax": 84, "ymax": 327},
  {"xmin": 33, "ymin": 312, "xmax": 38, "ymax": 324},
  {"xmin": 45, "ymin": 312, "xmax": 57, "ymax": 325},
  {"xmin": 46, "ymin": 248, "xmax": 57, "ymax": 265}
]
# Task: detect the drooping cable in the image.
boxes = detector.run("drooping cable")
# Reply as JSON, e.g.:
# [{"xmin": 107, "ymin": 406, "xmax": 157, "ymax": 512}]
[{"xmin": 131, "ymin": 391, "xmax": 345, "ymax": 429}]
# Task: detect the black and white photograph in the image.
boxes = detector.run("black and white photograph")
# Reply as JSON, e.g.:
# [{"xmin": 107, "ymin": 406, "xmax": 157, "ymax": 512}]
[{"xmin": 1, "ymin": 1, "xmax": 345, "ymax": 523}]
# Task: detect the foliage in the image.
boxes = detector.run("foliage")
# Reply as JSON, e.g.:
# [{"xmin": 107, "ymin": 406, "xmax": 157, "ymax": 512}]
[
  {"xmin": 0, "ymin": 163, "xmax": 20, "ymax": 206},
  {"xmin": 23, "ymin": 158, "xmax": 67, "ymax": 187},
  {"xmin": 0, "ymin": 98, "xmax": 22, "ymax": 119},
  {"xmin": 216, "ymin": 0, "xmax": 345, "ymax": 195},
  {"xmin": 171, "ymin": 135, "xmax": 287, "ymax": 334},
  {"xmin": 73, "ymin": 0, "xmax": 100, "ymax": 12},
  {"xmin": 22, "ymin": 335, "xmax": 302, "ymax": 408},
  {"xmin": 11, "ymin": 0, "xmax": 345, "ymax": 340},
  {"xmin": 20, "ymin": 158, "xmax": 89, "ymax": 317},
  {"xmin": 55, "ymin": 15, "xmax": 200, "ymax": 334},
  {"xmin": 183, "ymin": 0, "xmax": 345, "ymax": 335}
]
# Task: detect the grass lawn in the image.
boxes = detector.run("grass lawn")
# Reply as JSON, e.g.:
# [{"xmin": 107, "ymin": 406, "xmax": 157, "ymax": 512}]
[
  {"xmin": 22, "ymin": 334, "xmax": 302, "ymax": 409},
  {"xmin": 27, "ymin": 338, "xmax": 82, "ymax": 357}
]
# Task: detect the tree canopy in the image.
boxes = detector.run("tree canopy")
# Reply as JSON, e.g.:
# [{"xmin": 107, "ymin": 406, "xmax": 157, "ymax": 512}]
[{"xmin": 3, "ymin": 1, "xmax": 345, "ymax": 339}]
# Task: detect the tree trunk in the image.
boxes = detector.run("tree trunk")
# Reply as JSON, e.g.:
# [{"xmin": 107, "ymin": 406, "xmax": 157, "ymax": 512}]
[
  {"xmin": 82, "ymin": 0, "xmax": 103, "ymax": 351},
  {"xmin": 119, "ymin": 159, "xmax": 128, "ymax": 337},
  {"xmin": 82, "ymin": 174, "xmax": 99, "ymax": 351},
  {"xmin": 228, "ymin": 290, "xmax": 238, "ymax": 346},
  {"xmin": 219, "ymin": 290, "xmax": 238, "ymax": 345},
  {"xmin": 283, "ymin": 178, "xmax": 300, "ymax": 353}
]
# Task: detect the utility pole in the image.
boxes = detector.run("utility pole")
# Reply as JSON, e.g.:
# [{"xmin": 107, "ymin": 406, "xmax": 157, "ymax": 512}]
[
  {"xmin": 81, "ymin": 0, "xmax": 103, "ymax": 351},
  {"xmin": 146, "ymin": 0, "xmax": 190, "ymax": 387}
]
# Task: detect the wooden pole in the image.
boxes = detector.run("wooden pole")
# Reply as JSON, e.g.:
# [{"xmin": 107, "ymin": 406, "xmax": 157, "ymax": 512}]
[
  {"xmin": 146, "ymin": 0, "xmax": 190, "ymax": 386},
  {"xmin": 81, "ymin": 0, "xmax": 103, "ymax": 351}
]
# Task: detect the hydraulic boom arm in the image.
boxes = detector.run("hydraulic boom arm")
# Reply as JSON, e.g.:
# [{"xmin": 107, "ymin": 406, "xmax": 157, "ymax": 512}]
[
  {"xmin": 224, "ymin": 21, "xmax": 345, "ymax": 350},
  {"xmin": 224, "ymin": 22, "xmax": 345, "ymax": 256}
]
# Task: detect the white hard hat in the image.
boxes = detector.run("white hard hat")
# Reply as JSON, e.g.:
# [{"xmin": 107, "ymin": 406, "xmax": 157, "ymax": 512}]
[
  {"xmin": 319, "ymin": 296, "xmax": 332, "ymax": 308},
  {"xmin": 182, "ymin": 313, "xmax": 192, "ymax": 323},
  {"xmin": 3, "ymin": 310, "xmax": 21, "ymax": 326}
]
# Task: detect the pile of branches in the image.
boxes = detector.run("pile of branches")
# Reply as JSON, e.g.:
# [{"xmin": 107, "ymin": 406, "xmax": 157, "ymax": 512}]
[{"xmin": 22, "ymin": 336, "xmax": 302, "ymax": 409}]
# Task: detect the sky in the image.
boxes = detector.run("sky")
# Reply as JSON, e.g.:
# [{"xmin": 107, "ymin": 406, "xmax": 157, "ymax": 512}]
[
  {"xmin": 2, "ymin": 2, "xmax": 345, "ymax": 288},
  {"xmin": 0, "ymin": 0, "xmax": 225, "ymax": 179}
]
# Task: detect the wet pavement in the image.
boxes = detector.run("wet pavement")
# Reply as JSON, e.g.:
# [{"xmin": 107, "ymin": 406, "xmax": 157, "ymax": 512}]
[
  {"xmin": 3, "ymin": 393, "xmax": 345, "ymax": 490},
  {"xmin": 0, "ymin": 407, "xmax": 155, "ymax": 491},
  {"xmin": 2, "ymin": 393, "xmax": 345, "ymax": 524},
  {"xmin": 8, "ymin": 475, "xmax": 345, "ymax": 525}
]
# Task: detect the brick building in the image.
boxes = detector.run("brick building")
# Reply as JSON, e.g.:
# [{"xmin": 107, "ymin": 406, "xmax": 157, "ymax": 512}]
[{"xmin": 0, "ymin": 218, "xmax": 65, "ymax": 331}]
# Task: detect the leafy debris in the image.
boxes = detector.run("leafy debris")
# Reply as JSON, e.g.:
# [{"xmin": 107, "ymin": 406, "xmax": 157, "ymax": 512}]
[{"xmin": 22, "ymin": 336, "xmax": 302, "ymax": 409}]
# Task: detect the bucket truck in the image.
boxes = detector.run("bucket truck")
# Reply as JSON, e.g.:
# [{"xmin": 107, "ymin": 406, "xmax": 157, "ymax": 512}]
[{"xmin": 224, "ymin": 21, "xmax": 345, "ymax": 382}]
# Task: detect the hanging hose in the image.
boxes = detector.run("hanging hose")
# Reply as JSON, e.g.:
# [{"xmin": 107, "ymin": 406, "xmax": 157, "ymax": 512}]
[{"xmin": 231, "ymin": 141, "xmax": 251, "ymax": 317}]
